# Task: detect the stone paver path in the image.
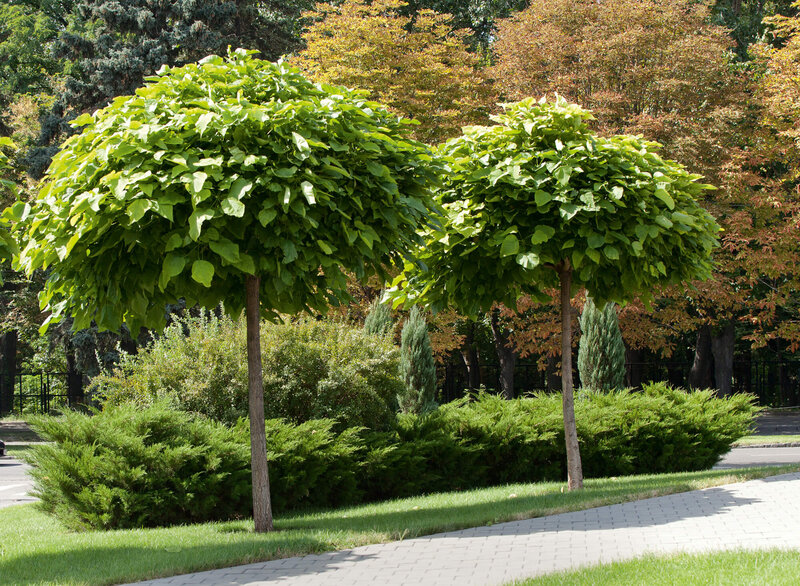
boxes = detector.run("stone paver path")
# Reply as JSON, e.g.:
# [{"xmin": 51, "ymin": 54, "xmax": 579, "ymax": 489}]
[
  {"xmin": 0, "ymin": 457, "xmax": 36, "ymax": 509},
  {"xmin": 131, "ymin": 472, "xmax": 800, "ymax": 586}
]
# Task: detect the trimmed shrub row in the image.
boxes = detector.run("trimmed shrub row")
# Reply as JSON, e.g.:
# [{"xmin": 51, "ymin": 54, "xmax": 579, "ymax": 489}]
[{"xmin": 27, "ymin": 383, "xmax": 757, "ymax": 530}]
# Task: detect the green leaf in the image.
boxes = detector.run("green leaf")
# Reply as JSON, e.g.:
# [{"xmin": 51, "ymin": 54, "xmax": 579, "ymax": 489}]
[
  {"xmin": 530, "ymin": 225, "xmax": 556, "ymax": 245},
  {"xmin": 654, "ymin": 188, "xmax": 675, "ymax": 210},
  {"xmin": 209, "ymin": 239, "xmax": 240, "ymax": 263},
  {"xmin": 127, "ymin": 200, "xmax": 151, "ymax": 222},
  {"xmin": 221, "ymin": 197, "xmax": 245, "ymax": 217},
  {"xmin": 317, "ymin": 240, "xmax": 333, "ymax": 254},
  {"xmin": 535, "ymin": 190, "xmax": 553, "ymax": 206},
  {"xmin": 500, "ymin": 234, "xmax": 519, "ymax": 257},
  {"xmin": 159, "ymin": 253, "xmax": 186, "ymax": 290},
  {"xmin": 585, "ymin": 247, "xmax": 601, "ymax": 264},
  {"xmin": 516, "ymin": 252, "xmax": 540, "ymax": 269},
  {"xmin": 196, "ymin": 112, "xmax": 215, "ymax": 135},
  {"xmin": 229, "ymin": 178, "xmax": 253, "ymax": 200},
  {"xmin": 292, "ymin": 132, "xmax": 310, "ymax": 153},
  {"xmin": 604, "ymin": 245, "xmax": 620, "ymax": 260},
  {"xmin": 587, "ymin": 233, "xmax": 606, "ymax": 249},
  {"xmin": 191, "ymin": 260, "xmax": 215, "ymax": 287},
  {"xmin": 192, "ymin": 172, "xmax": 208, "ymax": 194},
  {"xmin": 611, "ymin": 186, "xmax": 624, "ymax": 200},
  {"xmin": 274, "ymin": 167, "xmax": 297, "ymax": 178},
  {"xmin": 301, "ymin": 181, "xmax": 316, "ymax": 204},
  {"xmin": 258, "ymin": 209, "xmax": 278, "ymax": 227},
  {"xmin": 189, "ymin": 209, "xmax": 214, "ymax": 241}
]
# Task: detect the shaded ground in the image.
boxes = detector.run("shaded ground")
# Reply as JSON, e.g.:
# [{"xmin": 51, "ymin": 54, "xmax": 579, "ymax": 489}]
[{"xmin": 0, "ymin": 420, "xmax": 41, "ymax": 443}]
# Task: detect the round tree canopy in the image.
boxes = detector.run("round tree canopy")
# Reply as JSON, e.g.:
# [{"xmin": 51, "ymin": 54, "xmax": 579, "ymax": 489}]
[
  {"xmin": 16, "ymin": 49, "xmax": 441, "ymax": 333},
  {"xmin": 389, "ymin": 97, "xmax": 720, "ymax": 315}
]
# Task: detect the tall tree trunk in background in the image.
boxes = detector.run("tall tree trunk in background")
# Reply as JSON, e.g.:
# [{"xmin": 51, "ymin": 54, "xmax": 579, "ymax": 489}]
[
  {"xmin": 490, "ymin": 309, "xmax": 516, "ymax": 399},
  {"xmin": 711, "ymin": 321, "xmax": 736, "ymax": 396},
  {"xmin": 0, "ymin": 331, "xmax": 17, "ymax": 416},
  {"xmin": 546, "ymin": 355, "xmax": 561, "ymax": 391},
  {"xmin": 246, "ymin": 275, "xmax": 273, "ymax": 533},
  {"xmin": 625, "ymin": 347, "xmax": 643, "ymax": 389},
  {"xmin": 461, "ymin": 320, "xmax": 482, "ymax": 390},
  {"xmin": 688, "ymin": 324, "xmax": 714, "ymax": 389},
  {"xmin": 558, "ymin": 261, "xmax": 583, "ymax": 490}
]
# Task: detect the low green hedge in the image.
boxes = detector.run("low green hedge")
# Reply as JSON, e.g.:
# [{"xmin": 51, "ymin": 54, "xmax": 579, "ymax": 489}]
[{"xmin": 27, "ymin": 383, "xmax": 757, "ymax": 530}]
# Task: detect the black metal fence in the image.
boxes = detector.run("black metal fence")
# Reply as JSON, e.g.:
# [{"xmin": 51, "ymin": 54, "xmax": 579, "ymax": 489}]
[
  {"xmin": 438, "ymin": 359, "xmax": 800, "ymax": 407},
  {"xmin": 0, "ymin": 371, "xmax": 84, "ymax": 416}
]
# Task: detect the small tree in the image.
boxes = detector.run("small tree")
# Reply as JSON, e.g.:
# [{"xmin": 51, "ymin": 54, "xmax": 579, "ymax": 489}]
[
  {"xmin": 577, "ymin": 298, "xmax": 626, "ymax": 391},
  {"xmin": 364, "ymin": 295, "xmax": 394, "ymax": 336},
  {"xmin": 398, "ymin": 306, "xmax": 437, "ymax": 413},
  {"xmin": 15, "ymin": 50, "xmax": 440, "ymax": 531},
  {"xmin": 390, "ymin": 98, "xmax": 719, "ymax": 489}
]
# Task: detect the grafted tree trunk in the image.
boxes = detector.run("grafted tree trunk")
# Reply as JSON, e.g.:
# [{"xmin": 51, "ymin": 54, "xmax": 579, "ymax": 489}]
[
  {"xmin": 711, "ymin": 321, "xmax": 736, "ymax": 396},
  {"xmin": 461, "ymin": 320, "xmax": 482, "ymax": 391},
  {"xmin": 558, "ymin": 261, "xmax": 583, "ymax": 490},
  {"xmin": 688, "ymin": 324, "xmax": 714, "ymax": 390},
  {"xmin": 490, "ymin": 310, "xmax": 516, "ymax": 399},
  {"xmin": 246, "ymin": 275, "xmax": 273, "ymax": 533}
]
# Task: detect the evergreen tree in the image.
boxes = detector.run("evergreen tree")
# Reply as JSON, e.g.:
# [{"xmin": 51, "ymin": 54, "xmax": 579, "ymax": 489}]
[
  {"xmin": 577, "ymin": 298, "xmax": 626, "ymax": 391},
  {"xmin": 28, "ymin": 0, "xmax": 312, "ymax": 177},
  {"xmin": 364, "ymin": 295, "xmax": 393, "ymax": 337},
  {"xmin": 398, "ymin": 306, "xmax": 437, "ymax": 413}
]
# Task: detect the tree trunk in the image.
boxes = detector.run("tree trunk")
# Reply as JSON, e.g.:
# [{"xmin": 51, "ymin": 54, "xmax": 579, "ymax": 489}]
[
  {"xmin": 559, "ymin": 262, "xmax": 583, "ymax": 490},
  {"xmin": 460, "ymin": 321, "xmax": 482, "ymax": 391},
  {"xmin": 0, "ymin": 331, "xmax": 16, "ymax": 416},
  {"xmin": 711, "ymin": 321, "xmax": 735, "ymax": 396},
  {"xmin": 490, "ymin": 310, "xmax": 516, "ymax": 399},
  {"xmin": 688, "ymin": 324, "xmax": 714, "ymax": 389},
  {"xmin": 625, "ymin": 347, "xmax": 643, "ymax": 389},
  {"xmin": 246, "ymin": 275, "xmax": 273, "ymax": 533},
  {"xmin": 546, "ymin": 355, "xmax": 561, "ymax": 391}
]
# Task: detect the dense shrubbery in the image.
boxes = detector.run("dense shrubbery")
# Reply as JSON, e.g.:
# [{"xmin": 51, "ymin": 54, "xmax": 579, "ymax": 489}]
[
  {"xmin": 27, "ymin": 383, "xmax": 756, "ymax": 529},
  {"xmin": 94, "ymin": 314, "xmax": 402, "ymax": 430},
  {"xmin": 26, "ymin": 403, "xmax": 252, "ymax": 530}
]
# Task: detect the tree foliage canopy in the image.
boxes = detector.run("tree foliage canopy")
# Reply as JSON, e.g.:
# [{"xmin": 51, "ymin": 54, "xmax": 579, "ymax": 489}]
[
  {"xmin": 16, "ymin": 49, "xmax": 440, "ymax": 334},
  {"xmin": 296, "ymin": 0, "xmax": 495, "ymax": 144},
  {"xmin": 389, "ymin": 98, "xmax": 720, "ymax": 314}
]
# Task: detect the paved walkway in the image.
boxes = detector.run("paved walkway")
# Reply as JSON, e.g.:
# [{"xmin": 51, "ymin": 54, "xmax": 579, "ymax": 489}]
[
  {"xmin": 130, "ymin": 471, "xmax": 800, "ymax": 586},
  {"xmin": 0, "ymin": 457, "xmax": 36, "ymax": 509}
]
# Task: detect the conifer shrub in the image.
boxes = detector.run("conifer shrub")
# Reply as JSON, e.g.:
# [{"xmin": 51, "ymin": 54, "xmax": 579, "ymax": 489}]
[
  {"xmin": 363, "ymin": 295, "xmax": 394, "ymax": 336},
  {"xmin": 397, "ymin": 306, "xmax": 437, "ymax": 413},
  {"xmin": 26, "ymin": 402, "xmax": 252, "ymax": 530},
  {"xmin": 577, "ymin": 297, "xmax": 626, "ymax": 391},
  {"xmin": 25, "ymin": 384, "xmax": 755, "ymax": 529},
  {"xmin": 94, "ymin": 314, "xmax": 402, "ymax": 430}
]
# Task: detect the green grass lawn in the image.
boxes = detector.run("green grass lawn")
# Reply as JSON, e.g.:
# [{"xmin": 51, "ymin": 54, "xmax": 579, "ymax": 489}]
[
  {"xmin": 514, "ymin": 548, "xmax": 800, "ymax": 585},
  {"xmin": 734, "ymin": 434, "xmax": 800, "ymax": 446},
  {"xmin": 1, "ymin": 466, "xmax": 797, "ymax": 586}
]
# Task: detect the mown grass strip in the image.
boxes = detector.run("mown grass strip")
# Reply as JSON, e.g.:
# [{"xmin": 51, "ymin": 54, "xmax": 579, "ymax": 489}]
[
  {"xmin": 513, "ymin": 548, "xmax": 800, "ymax": 585},
  {"xmin": 0, "ymin": 466, "xmax": 797, "ymax": 585}
]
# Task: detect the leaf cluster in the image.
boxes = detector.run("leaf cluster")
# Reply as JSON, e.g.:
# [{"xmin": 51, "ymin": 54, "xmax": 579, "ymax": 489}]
[
  {"xmin": 16, "ymin": 49, "xmax": 440, "ymax": 334},
  {"xmin": 390, "ymin": 98, "xmax": 720, "ymax": 316}
]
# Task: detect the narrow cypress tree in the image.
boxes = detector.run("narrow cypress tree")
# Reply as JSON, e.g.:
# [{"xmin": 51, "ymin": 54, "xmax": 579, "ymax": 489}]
[
  {"xmin": 577, "ymin": 297, "xmax": 626, "ymax": 391},
  {"xmin": 363, "ymin": 294, "xmax": 393, "ymax": 336},
  {"xmin": 398, "ymin": 306, "xmax": 437, "ymax": 413}
]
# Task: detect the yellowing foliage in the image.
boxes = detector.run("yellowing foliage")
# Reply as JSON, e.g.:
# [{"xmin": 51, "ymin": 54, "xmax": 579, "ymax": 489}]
[{"xmin": 296, "ymin": 0, "xmax": 496, "ymax": 143}]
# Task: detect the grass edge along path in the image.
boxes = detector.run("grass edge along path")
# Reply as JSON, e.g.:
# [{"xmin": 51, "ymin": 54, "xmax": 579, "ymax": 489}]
[
  {"xmin": 512, "ymin": 548, "xmax": 800, "ymax": 585},
  {"xmin": 1, "ymin": 466, "xmax": 797, "ymax": 586},
  {"xmin": 733, "ymin": 434, "xmax": 800, "ymax": 447}
]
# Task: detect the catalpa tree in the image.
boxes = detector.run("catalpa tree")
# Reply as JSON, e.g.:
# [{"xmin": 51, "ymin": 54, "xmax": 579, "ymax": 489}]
[
  {"xmin": 390, "ymin": 98, "xmax": 719, "ymax": 489},
  {"xmin": 16, "ymin": 49, "xmax": 440, "ymax": 531}
]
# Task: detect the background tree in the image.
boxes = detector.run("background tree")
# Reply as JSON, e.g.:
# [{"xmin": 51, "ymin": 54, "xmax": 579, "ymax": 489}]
[
  {"xmin": 296, "ymin": 0, "xmax": 496, "ymax": 143},
  {"xmin": 390, "ymin": 98, "xmax": 719, "ymax": 489},
  {"xmin": 398, "ymin": 305, "xmax": 437, "ymax": 413},
  {"xmin": 578, "ymin": 298, "xmax": 626, "ymax": 391},
  {"xmin": 16, "ymin": 50, "xmax": 440, "ymax": 531}
]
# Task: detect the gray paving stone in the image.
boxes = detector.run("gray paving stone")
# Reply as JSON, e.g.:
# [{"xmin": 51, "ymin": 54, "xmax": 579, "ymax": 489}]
[{"xmin": 125, "ymin": 471, "xmax": 800, "ymax": 586}]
